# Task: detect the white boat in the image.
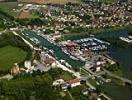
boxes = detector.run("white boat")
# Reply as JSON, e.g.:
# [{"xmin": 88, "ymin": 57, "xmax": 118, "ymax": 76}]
[
  {"xmin": 96, "ymin": 82, "xmax": 100, "ymax": 85},
  {"xmin": 65, "ymin": 62, "xmax": 72, "ymax": 68},
  {"xmin": 62, "ymin": 48, "xmax": 69, "ymax": 55},
  {"xmin": 128, "ymin": 36, "xmax": 132, "ymax": 39},
  {"xmin": 79, "ymin": 56, "xmax": 85, "ymax": 61},
  {"xmin": 70, "ymin": 55, "xmax": 79, "ymax": 61},
  {"xmin": 34, "ymin": 39, "xmax": 40, "ymax": 44},
  {"xmin": 120, "ymin": 37, "xmax": 131, "ymax": 43},
  {"xmin": 59, "ymin": 59, "xmax": 65, "ymax": 63},
  {"xmin": 49, "ymin": 49, "xmax": 54, "ymax": 54},
  {"xmin": 30, "ymin": 38, "xmax": 40, "ymax": 44}
]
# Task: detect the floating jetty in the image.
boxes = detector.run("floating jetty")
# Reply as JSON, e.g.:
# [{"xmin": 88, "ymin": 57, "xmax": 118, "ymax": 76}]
[{"xmin": 120, "ymin": 36, "xmax": 132, "ymax": 43}]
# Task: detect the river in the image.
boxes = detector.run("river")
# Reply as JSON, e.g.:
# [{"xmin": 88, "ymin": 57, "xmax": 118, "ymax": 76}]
[
  {"xmin": 64, "ymin": 30, "xmax": 132, "ymax": 80},
  {"xmin": 96, "ymin": 30, "xmax": 132, "ymax": 80},
  {"xmin": 62, "ymin": 30, "xmax": 132, "ymax": 100}
]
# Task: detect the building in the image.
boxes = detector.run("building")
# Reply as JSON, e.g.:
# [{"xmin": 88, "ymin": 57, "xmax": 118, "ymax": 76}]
[
  {"xmin": 61, "ymin": 83, "xmax": 68, "ymax": 90},
  {"xmin": 53, "ymin": 79, "xmax": 65, "ymax": 86},
  {"xmin": 69, "ymin": 78, "xmax": 80, "ymax": 87},
  {"xmin": 43, "ymin": 58, "xmax": 56, "ymax": 67},
  {"xmin": 10, "ymin": 63, "xmax": 20, "ymax": 76},
  {"xmin": 24, "ymin": 61, "xmax": 31, "ymax": 69}
]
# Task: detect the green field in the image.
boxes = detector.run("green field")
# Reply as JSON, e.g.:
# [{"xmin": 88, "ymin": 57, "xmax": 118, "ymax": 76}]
[
  {"xmin": 0, "ymin": 2, "xmax": 18, "ymax": 17},
  {"xmin": 101, "ymin": 0, "xmax": 117, "ymax": 3},
  {"xmin": 0, "ymin": 46, "xmax": 27, "ymax": 71}
]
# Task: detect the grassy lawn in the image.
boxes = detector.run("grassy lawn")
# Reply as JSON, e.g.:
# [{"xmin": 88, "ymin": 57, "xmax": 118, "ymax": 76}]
[
  {"xmin": 69, "ymin": 85, "xmax": 88, "ymax": 100},
  {"xmin": 0, "ymin": 46, "xmax": 27, "ymax": 71},
  {"xmin": 0, "ymin": 2, "xmax": 18, "ymax": 17}
]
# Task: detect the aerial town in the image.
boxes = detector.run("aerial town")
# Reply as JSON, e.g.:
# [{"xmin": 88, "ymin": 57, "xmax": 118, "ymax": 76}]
[{"xmin": 0, "ymin": 0, "xmax": 132, "ymax": 100}]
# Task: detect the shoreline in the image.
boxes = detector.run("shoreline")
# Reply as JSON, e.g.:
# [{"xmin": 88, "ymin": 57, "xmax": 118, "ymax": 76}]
[{"xmin": 63, "ymin": 25, "xmax": 132, "ymax": 40}]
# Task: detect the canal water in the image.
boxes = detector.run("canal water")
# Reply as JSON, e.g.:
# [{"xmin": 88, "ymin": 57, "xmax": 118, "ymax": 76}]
[{"xmin": 23, "ymin": 31, "xmax": 85, "ymax": 68}]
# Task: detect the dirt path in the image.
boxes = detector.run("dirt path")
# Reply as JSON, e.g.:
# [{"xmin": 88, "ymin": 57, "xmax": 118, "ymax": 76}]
[{"xmin": 67, "ymin": 90, "xmax": 74, "ymax": 100}]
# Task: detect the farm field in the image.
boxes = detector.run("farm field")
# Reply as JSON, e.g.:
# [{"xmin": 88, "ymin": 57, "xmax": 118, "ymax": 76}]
[
  {"xmin": 0, "ymin": 2, "xmax": 18, "ymax": 17},
  {"xmin": 0, "ymin": 46, "xmax": 27, "ymax": 71},
  {"xmin": 18, "ymin": 10, "xmax": 39, "ymax": 19},
  {"xmin": 18, "ymin": 0, "xmax": 81, "ymax": 4}
]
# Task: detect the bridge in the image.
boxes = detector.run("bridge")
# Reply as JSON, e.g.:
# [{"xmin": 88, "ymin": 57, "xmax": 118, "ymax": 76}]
[
  {"xmin": 103, "ymin": 68, "xmax": 132, "ymax": 85},
  {"xmin": 80, "ymin": 67, "xmax": 132, "ymax": 85},
  {"xmin": 80, "ymin": 68, "xmax": 106, "ymax": 80},
  {"xmin": 81, "ymin": 71, "xmax": 106, "ymax": 80}
]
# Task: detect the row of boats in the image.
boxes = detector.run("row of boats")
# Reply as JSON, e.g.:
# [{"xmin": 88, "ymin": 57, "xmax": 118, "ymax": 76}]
[
  {"xmin": 59, "ymin": 59, "xmax": 72, "ymax": 69},
  {"xmin": 88, "ymin": 45, "xmax": 107, "ymax": 51},
  {"xmin": 22, "ymin": 32, "xmax": 41, "ymax": 44},
  {"xmin": 62, "ymin": 48, "xmax": 86, "ymax": 61},
  {"xmin": 30, "ymin": 37, "xmax": 40, "ymax": 44},
  {"xmin": 73, "ymin": 37, "xmax": 110, "ymax": 45},
  {"xmin": 74, "ymin": 37, "xmax": 109, "ymax": 51},
  {"xmin": 61, "ymin": 37, "xmax": 111, "ymax": 61}
]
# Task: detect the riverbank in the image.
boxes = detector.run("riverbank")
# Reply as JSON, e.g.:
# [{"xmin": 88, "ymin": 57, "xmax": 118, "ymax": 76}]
[
  {"xmin": 61, "ymin": 29, "xmax": 132, "ymax": 100},
  {"xmin": 63, "ymin": 25, "xmax": 132, "ymax": 40}
]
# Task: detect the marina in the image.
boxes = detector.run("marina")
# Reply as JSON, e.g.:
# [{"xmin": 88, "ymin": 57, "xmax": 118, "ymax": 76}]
[
  {"xmin": 22, "ymin": 31, "xmax": 85, "ymax": 68},
  {"xmin": 59, "ymin": 36, "xmax": 110, "ymax": 62},
  {"xmin": 70, "ymin": 37, "xmax": 110, "ymax": 51},
  {"xmin": 22, "ymin": 30, "xmax": 132, "ymax": 100}
]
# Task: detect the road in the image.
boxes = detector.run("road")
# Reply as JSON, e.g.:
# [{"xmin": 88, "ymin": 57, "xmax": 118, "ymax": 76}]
[
  {"xmin": 0, "ymin": 74, "xmax": 13, "ymax": 80},
  {"xmin": 80, "ymin": 68, "xmax": 112, "ymax": 100},
  {"xmin": 12, "ymin": 31, "xmax": 42, "ymax": 51},
  {"xmin": 81, "ymin": 71, "xmax": 105, "ymax": 80},
  {"xmin": 103, "ymin": 68, "xmax": 132, "ymax": 84}
]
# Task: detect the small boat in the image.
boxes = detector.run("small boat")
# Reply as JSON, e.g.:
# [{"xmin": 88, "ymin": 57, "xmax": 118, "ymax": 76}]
[
  {"xmin": 70, "ymin": 55, "xmax": 79, "ymax": 61},
  {"xmin": 62, "ymin": 48, "xmax": 69, "ymax": 55},
  {"xmin": 59, "ymin": 59, "xmax": 65, "ymax": 63},
  {"xmin": 79, "ymin": 56, "xmax": 85, "ymax": 61},
  {"xmin": 49, "ymin": 49, "xmax": 54, "ymax": 55},
  {"xmin": 128, "ymin": 36, "xmax": 132, "ymax": 39},
  {"xmin": 96, "ymin": 82, "xmax": 100, "ymax": 85},
  {"xmin": 65, "ymin": 62, "xmax": 72, "ymax": 68}
]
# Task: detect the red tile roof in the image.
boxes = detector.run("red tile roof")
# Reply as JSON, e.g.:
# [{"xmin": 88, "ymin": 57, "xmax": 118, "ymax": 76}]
[
  {"xmin": 65, "ymin": 42, "xmax": 79, "ymax": 47},
  {"xmin": 70, "ymin": 79, "xmax": 80, "ymax": 84},
  {"xmin": 43, "ymin": 58, "xmax": 55, "ymax": 65}
]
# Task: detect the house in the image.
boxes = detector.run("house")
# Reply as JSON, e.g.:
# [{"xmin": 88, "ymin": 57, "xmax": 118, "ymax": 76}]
[
  {"xmin": 61, "ymin": 83, "xmax": 68, "ymax": 90},
  {"xmin": 64, "ymin": 42, "xmax": 79, "ymax": 47},
  {"xmin": 90, "ymin": 92, "xmax": 101, "ymax": 100},
  {"xmin": 82, "ymin": 88, "xmax": 89, "ymax": 95},
  {"xmin": 24, "ymin": 61, "xmax": 31, "ymax": 69},
  {"xmin": 43, "ymin": 58, "xmax": 56, "ymax": 67},
  {"xmin": 89, "ymin": 89, "xmax": 101, "ymax": 100},
  {"xmin": 96, "ymin": 67, "xmax": 101, "ymax": 72},
  {"xmin": 10, "ymin": 63, "xmax": 20, "ymax": 76},
  {"xmin": 53, "ymin": 79, "xmax": 65, "ymax": 86},
  {"xmin": 69, "ymin": 78, "xmax": 80, "ymax": 87}
]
